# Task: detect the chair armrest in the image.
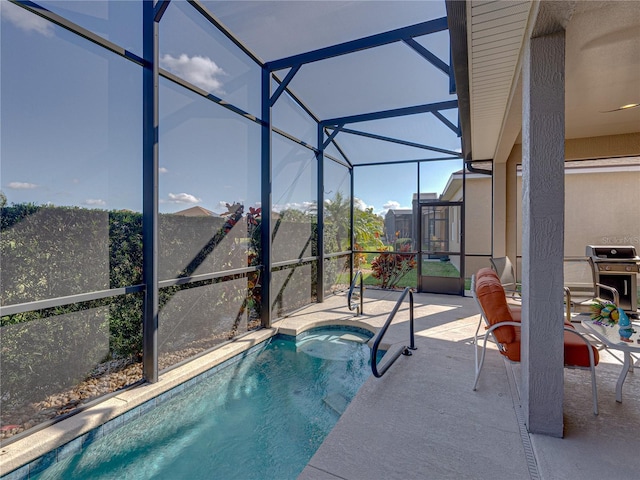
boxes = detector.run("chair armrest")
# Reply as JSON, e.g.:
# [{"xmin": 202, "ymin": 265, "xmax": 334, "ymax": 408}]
[
  {"xmin": 595, "ymin": 283, "xmax": 620, "ymax": 306},
  {"xmin": 503, "ymin": 284, "xmax": 522, "ymax": 301},
  {"xmin": 484, "ymin": 321, "xmax": 522, "ymax": 336},
  {"xmin": 564, "ymin": 286, "xmax": 572, "ymax": 322}
]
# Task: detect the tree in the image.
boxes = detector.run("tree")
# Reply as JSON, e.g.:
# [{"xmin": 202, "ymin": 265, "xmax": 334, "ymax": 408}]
[
  {"xmin": 324, "ymin": 191, "xmax": 350, "ymax": 252},
  {"xmin": 277, "ymin": 208, "xmax": 313, "ymax": 223},
  {"xmin": 354, "ymin": 206, "xmax": 384, "ymax": 249}
]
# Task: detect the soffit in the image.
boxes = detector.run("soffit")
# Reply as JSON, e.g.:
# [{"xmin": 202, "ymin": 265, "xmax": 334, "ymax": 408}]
[{"xmin": 468, "ymin": 0, "xmax": 532, "ymax": 160}]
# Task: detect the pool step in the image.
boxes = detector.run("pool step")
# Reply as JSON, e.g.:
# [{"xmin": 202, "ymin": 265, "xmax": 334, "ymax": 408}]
[
  {"xmin": 296, "ymin": 331, "xmax": 371, "ymax": 360},
  {"xmin": 323, "ymin": 391, "xmax": 350, "ymax": 415},
  {"xmin": 338, "ymin": 333, "xmax": 368, "ymax": 343}
]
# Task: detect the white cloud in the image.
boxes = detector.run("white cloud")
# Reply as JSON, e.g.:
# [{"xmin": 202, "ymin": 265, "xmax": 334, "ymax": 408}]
[
  {"xmin": 7, "ymin": 181, "xmax": 38, "ymax": 189},
  {"xmin": 160, "ymin": 54, "xmax": 226, "ymax": 94},
  {"xmin": 353, "ymin": 197, "xmax": 372, "ymax": 211},
  {"xmin": 382, "ymin": 200, "xmax": 401, "ymax": 211},
  {"xmin": 2, "ymin": 2, "xmax": 54, "ymax": 37},
  {"xmin": 378, "ymin": 200, "xmax": 412, "ymax": 216},
  {"xmin": 272, "ymin": 201, "xmax": 316, "ymax": 213},
  {"xmin": 166, "ymin": 192, "xmax": 201, "ymax": 204},
  {"xmin": 159, "ymin": 167, "xmax": 168, "ymax": 174},
  {"xmin": 84, "ymin": 199, "xmax": 106, "ymax": 206}
]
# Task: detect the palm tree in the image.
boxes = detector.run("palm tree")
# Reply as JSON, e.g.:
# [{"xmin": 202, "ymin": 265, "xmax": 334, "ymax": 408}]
[
  {"xmin": 324, "ymin": 192, "xmax": 385, "ymax": 251},
  {"xmin": 354, "ymin": 206, "xmax": 384, "ymax": 249},
  {"xmin": 324, "ymin": 191, "xmax": 350, "ymax": 251}
]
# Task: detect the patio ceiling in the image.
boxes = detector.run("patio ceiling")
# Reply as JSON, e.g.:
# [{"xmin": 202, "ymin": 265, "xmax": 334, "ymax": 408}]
[{"xmin": 450, "ymin": 0, "xmax": 640, "ymax": 164}]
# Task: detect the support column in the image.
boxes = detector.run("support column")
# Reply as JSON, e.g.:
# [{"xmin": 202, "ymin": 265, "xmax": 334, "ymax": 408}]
[
  {"xmin": 506, "ymin": 145, "xmax": 521, "ymax": 278},
  {"xmin": 521, "ymin": 30, "xmax": 566, "ymax": 437},
  {"xmin": 142, "ymin": 0, "xmax": 159, "ymax": 383},
  {"xmin": 349, "ymin": 168, "xmax": 355, "ymax": 277},
  {"xmin": 492, "ymin": 162, "xmax": 507, "ymax": 257},
  {"xmin": 260, "ymin": 68, "xmax": 272, "ymax": 328},
  {"xmin": 317, "ymin": 124, "xmax": 325, "ymax": 302}
]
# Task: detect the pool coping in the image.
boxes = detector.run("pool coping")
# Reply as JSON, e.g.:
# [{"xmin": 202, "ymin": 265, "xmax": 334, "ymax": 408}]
[
  {"xmin": 275, "ymin": 316, "xmax": 377, "ymax": 339},
  {"xmin": 0, "ymin": 317, "xmax": 377, "ymax": 479}
]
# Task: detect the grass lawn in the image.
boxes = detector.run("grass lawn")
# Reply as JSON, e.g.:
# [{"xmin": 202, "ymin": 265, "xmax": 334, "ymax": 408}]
[
  {"xmin": 337, "ymin": 256, "xmax": 466, "ymax": 290},
  {"xmin": 421, "ymin": 259, "xmax": 460, "ymax": 277}
]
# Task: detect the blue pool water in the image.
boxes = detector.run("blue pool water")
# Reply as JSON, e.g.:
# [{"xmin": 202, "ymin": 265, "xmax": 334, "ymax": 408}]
[{"xmin": 30, "ymin": 328, "xmax": 373, "ymax": 480}]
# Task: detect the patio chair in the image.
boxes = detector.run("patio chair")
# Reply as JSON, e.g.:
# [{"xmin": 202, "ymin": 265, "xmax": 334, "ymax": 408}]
[
  {"xmin": 490, "ymin": 256, "xmax": 521, "ymax": 302},
  {"xmin": 471, "ymin": 268, "xmax": 599, "ymax": 415},
  {"xmin": 563, "ymin": 257, "xmax": 619, "ymax": 322}
]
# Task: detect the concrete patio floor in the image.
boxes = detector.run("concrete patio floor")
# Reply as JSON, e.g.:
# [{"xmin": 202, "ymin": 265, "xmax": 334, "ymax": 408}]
[{"xmin": 279, "ymin": 289, "xmax": 640, "ymax": 480}]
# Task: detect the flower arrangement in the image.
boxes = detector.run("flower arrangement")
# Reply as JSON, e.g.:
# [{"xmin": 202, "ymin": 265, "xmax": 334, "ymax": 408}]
[{"xmin": 590, "ymin": 299, "xmax": 620, "ymax": 326}]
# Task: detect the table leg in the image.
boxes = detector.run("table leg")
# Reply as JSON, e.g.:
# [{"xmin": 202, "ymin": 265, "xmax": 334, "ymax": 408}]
[{"xmin": 616, "ymin": 352, "xmax": 632, "ymax": 403}]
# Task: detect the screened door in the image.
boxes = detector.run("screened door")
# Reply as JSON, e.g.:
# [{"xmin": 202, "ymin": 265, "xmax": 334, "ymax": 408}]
[{"xmin": 419, "ymin": 202, "xmax": 464, "ymax": 295}]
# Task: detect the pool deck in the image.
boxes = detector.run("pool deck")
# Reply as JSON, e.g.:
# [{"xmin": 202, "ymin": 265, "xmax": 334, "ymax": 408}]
[{"xmin": 288, "ymin": 289, "xmax": 640, "ymax": 480}]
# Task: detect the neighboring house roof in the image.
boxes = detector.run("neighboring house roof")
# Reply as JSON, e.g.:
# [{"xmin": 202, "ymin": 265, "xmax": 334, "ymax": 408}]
[
  {"xmin": 173, "ymin": 206, "xmax": 216, "ymax": 217},
  {"xmin": 412, "ymin": 192, "xmax": 437, "ymax": 201},
  {"xmin": 387, "ymin": 209, "xmax": 413, "ymax": 216}
]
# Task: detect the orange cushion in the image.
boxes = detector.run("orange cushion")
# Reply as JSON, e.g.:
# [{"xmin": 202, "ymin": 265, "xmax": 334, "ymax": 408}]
[
  {"xmin": 476, "ymin": 267, "xmax": 499, "ymax": 282},
  {"xmin": 475, "ymin": 271, "xmax": 517, "ymax": 344},
  {"xmin": 494, "ymin": 317, "xmax": 598, "ymax": 366},
  {"xmin": 564, "ymin": 329, "xmax": 600, "ymax": 367},
  {"xmin": 497, "ymin": 327, "xmax": 599, "ymax": 366},
  {"xmin": 510, "ymin": 305, "xmax": 573, "ymax": 327}
]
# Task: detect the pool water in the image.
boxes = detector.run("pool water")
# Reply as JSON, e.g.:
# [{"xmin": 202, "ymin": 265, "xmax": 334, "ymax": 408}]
[{"xmin": 32, "ymin": 329, "xmax": 373, "ymax": 480}]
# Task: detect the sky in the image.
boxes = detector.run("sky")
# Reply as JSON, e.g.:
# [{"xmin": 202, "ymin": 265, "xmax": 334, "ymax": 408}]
[{"xmin": 1, "ymin": 0, "xmax": 462, "ymax": 217}]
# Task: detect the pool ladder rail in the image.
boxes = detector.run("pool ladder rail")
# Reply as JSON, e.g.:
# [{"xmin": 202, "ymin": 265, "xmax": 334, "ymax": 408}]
[
  {"xmin": 370, "ymin": 287, "xmax": 417, "ymax": 378},
  {"xmin": 348, "ymin": 270, "xmax": 364, "ymax": 316}
]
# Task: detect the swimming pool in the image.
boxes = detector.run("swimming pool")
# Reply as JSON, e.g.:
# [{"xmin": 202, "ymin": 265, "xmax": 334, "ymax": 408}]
[{"xmin": 25, "ymin": 327, "xmax": 373, "ymax": 480}]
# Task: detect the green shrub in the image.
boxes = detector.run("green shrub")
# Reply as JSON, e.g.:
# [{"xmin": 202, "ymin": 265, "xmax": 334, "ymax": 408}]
[{"xmin": 394, "ymin": 238, "xmax": 413, "ymax": 250}]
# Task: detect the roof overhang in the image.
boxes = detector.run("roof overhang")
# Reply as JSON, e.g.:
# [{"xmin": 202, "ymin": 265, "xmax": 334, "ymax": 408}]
[{"xmin": 448, "ymin": 0, "xmax": 640, "ymax": 165}]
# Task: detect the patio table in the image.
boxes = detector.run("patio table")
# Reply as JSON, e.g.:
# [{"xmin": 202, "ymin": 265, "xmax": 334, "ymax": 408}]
[{"xmin": 580, "ymin": 314, "xmax": 640, "ymax": 403}]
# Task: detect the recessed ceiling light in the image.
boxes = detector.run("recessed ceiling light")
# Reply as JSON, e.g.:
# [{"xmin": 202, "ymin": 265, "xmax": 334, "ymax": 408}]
[{"xmin": 601, "ymin": 103, "xmax": 640, "ymax": 113}]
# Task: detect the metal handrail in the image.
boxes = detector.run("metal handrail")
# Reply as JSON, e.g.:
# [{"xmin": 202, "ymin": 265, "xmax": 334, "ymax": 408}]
[
  {"xmin": 370, "ymin": 287, "xmax": 417, "ymax": 378},
  {"xmin": 347, "ymin": 270, "xmax": 364, "ymax": 316}
]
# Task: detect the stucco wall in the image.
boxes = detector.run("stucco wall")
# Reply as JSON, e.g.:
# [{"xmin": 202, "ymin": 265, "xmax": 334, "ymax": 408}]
[
  {"xmin": 564, "ymin": 168, "xmax": 640, "ymax": 255},
  {"xmin": 462, "ymin": 175, "xmax": 493, "ymax": 276},
  {"xmin": 513, "ymin": 167, "xmax": 639, "ymax": 261},
  {"xmin": 463, "ymin": 164, "xmax": 640, "ymax": 280}
]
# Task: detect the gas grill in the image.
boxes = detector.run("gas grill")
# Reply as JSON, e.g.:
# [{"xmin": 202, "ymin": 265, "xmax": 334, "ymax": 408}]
[{"xmin": 586, "ymin": 245, "xmax": 640, "ymax": 314}]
